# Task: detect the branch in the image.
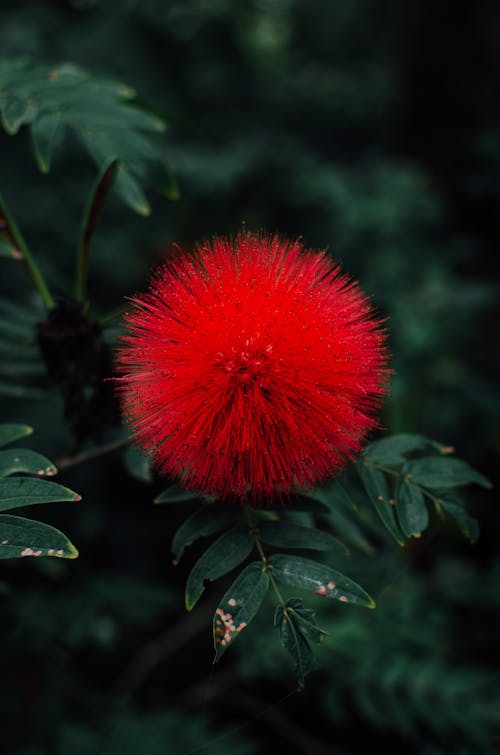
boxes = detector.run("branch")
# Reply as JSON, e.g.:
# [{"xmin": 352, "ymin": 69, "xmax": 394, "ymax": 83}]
[
  {"xmin": 56, "ymin": 435, "xmax": 130, "ymax": 471},
  {"xmin": 185, "ymin": 681, "xmax": 350, "ymax": 755},
  {"xmin": 0, "ymin": 192, "xmax": 54, "ymax": 309}
]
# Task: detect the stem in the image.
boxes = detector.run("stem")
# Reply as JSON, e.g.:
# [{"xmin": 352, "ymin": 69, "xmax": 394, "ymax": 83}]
[
  {"xmin": 0, "ymin": 193, "xmax": 54, "ymax": 309},
  {"xmin": 244, "ymin": 506, "xmax": 287, "ymax": 608},
  {"xmin": 56, "ymin": 435, "xmax": 130, "ymax": 471},
  {"xmin": 369, "ymin": 461, "xmax": 443, "ymax": 506},
  {"xmin": 75, "ymin": 159, "xmax": 118, "ymax": 302}
]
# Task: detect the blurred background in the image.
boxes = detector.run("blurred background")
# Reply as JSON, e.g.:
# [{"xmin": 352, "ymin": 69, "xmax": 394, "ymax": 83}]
[{"xmin": 0, "ymin": 1, "xmax": 499, "ymax": 753}]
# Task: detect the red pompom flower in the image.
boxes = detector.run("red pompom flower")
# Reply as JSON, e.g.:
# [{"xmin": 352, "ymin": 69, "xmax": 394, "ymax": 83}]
[{"xmin": 117, "ymin": 232, "xmax": 388, "ymax": 502}]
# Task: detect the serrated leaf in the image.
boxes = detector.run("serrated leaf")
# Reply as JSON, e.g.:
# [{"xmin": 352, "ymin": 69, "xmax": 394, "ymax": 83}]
[
  {"xmin": 284, "ymin": 598, "xmax": 327, "ymax": 643},
  {"xmin": 258, "ymin": 521, "xmax": 348, "ymax": 554},
  {"xmin": 122, "ymin": 445, "xmax": 153, "ymax": 483},
  {"xmin": 395, "ymin": 477, "xmax": 429, "ymax": 538},
  {"xmin": 269, "ymin": 554, "xmax": 375, "ymax": 608},
  {"xmin": 185, "ymin": 528, "xmax": 253, "ymax": 610},
  {"xmin": 0, "ymin": 448, "xmax": 57, "ymax": 478},
  {"xmin": 154, "ymin": 484, "xmax": 202, "ymax": 504},
  {"xmin": 172, "ymin": 505, "xmax": 236, "ymax": 561},
  {"xmin": 404, "ymin": 457, "xmax": 491, "ymax": 490},
  {"xmin": 213, "ymin": 562, "xmax": 269, "ymax": 662},
  {"xmin": 0, "ymin": 477, "xmax": 80, "ymax": 512},
  {"xmin": 0, "ymin": 514, "xmax": 78, "ymax": 559},
  {"xmin": 0, "ymin": 423, "xmax": 33, "ymax": 448},
  {"xmin": 357, "ymin": 462, "xmax": 404, "ymax": 544},
  {"xmin": 440, "ymin": 494, "xmax": 480, "ymax": 543},
  {"xmin": 274, "ymin": 604, "xmax": 314, "ymax": 685},
  {"xmin": 364, "ymin": 433, "xmax": 438, "ymax": 466},
  {"xmin": 31, "ymin": 112, "xmax": 65, "ymax": 172}
]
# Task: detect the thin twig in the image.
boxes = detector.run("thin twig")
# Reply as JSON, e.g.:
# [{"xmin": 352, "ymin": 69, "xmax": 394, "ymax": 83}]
[
  {"xmin": 114, "ymin": 605, "xmax": 214, "ymax": 701},
  {"xmin": 75, "ymin": 160, "xmax": 119, "ymax": 302},
  {"xmin": 0, "ymin": 192, "xmax": 54, "ymax": 309},
  {"xmin": 56, "ymin": 435, "xmax": 130, "ymax": 471},
  {"xmin": 184, "ymin": 681, "xmax": 350, "ymax": 755}
]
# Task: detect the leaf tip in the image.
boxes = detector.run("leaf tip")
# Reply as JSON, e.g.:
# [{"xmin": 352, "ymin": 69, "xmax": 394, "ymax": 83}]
[{"xmin": 37, "ymin": 159, "xmax": 50, "ymax": 175}]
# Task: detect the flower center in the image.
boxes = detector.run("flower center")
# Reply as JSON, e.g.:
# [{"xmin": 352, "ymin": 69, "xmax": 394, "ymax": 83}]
[{"xmin": 215, "ymin": 341, "xmax": 274, "ymax": 386}]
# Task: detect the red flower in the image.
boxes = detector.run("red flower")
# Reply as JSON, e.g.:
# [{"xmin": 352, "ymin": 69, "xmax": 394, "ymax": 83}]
[{"xmin": 117, "ymin": 232, "xmax": 388, "ymax": 502}]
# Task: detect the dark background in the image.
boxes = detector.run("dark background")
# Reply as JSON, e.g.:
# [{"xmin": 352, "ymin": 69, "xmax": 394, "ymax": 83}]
[{"xmin": 0, "ymin": 2, "xmax": 499, "ymax": 754}]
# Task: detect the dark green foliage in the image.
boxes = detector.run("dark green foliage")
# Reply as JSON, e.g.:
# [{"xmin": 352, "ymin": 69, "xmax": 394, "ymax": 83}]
[
  {"xmin": 258, "ymin": 520, "xmax": 348, "ymax": 553},
  {"xmin": 172, "ymin": 504, "xmax": 237, "ymax": 561},
  {"xmin": 0, "ymin": 423, "xmax": 79, "ymax": 559},
  {"xmin": 0, "ymin": 58, "xmax": 177, "ymax": 213},
  {"xmin": 358, "ymin": 436, "xmax": 486, "ymax": 542},
  {"xmin": 185, "ymin": 527, "xmax": 254, "ymax": 610},
  {"xmin": 0, "ymin": 298, "xmax": 47, "ymax": 399}
]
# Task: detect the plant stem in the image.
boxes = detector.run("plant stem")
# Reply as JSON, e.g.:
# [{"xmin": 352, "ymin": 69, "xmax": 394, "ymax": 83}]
[
  {"xmin": 369, "ymin": 460, "xmax": 443, "ymax": 506},
  {"xmin": 56, "ymin": 435, "xmax": 130, "ymax": 471},
  {"xmin": 75, "ymin": 159, "xmax": 118, "ymax": 302},
  {"xmin": 0, "ymin": 193, "xmax": 54, "ymax": 309},
  {"xmin": 244, "ymin": 506, "xmax": 287, "ymax": 608}
]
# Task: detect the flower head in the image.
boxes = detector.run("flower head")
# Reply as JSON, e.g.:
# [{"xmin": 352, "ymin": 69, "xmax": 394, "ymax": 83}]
[{"xmin": 117, "ymin": 232, "xmax": 388, "ymax": 502}]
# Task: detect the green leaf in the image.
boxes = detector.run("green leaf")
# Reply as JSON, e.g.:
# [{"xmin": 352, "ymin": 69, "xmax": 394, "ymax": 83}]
[
  {"xmin": 278, "ymin": 494, "xmax": 331, "ymax": 514},
  {"xmin": 0, "ymin": 423, "xmax": 33, "ymax": 448},
  {"xmin": 314, "ymin": 484, "xmax": 375, "ymax": 553},
  {"xmin": 0, "ymin": 514, "xmax": 78, "ymax": 559},
  {"xmin": 213, "ymin": 562, "xmax": 269, "ymax": 662},
  {"xmin": 113, "ymin": 165, "xmax": 151, "ymax": 216},
  {"xmin": 357, "ymin": 462, "xmax": 404, "ymax": 544},
  {"xmin": 0, "ymin": 478, "xmax": 80, "ymax": 512},
  {"xmin": 31, "ymin": 112, "xmax": 65, "ymax": 172},
  {"xmin": 154, "ymin": 484, "xmax": 202, "ymax": 504},
  {"xmin": 269, "ymin": 554, "xmax": 375, "ymax": 608},
  {"xmin": 364, "ymin": 433, "xmax": 437, "ymax": 465},
  {"xmin": 185, "ymin": 528, "xmax": 253, "ymax": 610},
  {"xmin": 323, "ymin": 478, "xmax": 360, "ymax": 510},
  {"xmin": 172, "ymin": 505, "xmax": 236, "ymax": 561},
  {"xmin": 0, "ymin": 448, "xmax": 57, "ymax": 478},
  {"xmin": 122, "ymin": 446, "xmax": 153, "ymax": 483},
  {"xmin": 395, "ymin": 477, "xmax": 429, "ymax": 538},
  {"xmin": 0, "ymin": 59, "xmax": 175, "ymax": 214},
  {"xmin": 274, "ymin": 604, "xmax": 314, "ymax": 685},
  {"xmin": 284, "ymin": 597, "xmax": 328, "ymax": 643},
  {"xmin": 404, "ymin": 457, "xmax": 491, "ymax": 490},
  {"xmin": 440, "ymin": 493, "xmax": 480, "ymax": 543},
  {"xmin": 0, "ymin": 94, "xmax": 35, "ymax": 134},
  {"xmin": 258, "ymin": 521, "xmax": 348, "ymax": 554}
]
